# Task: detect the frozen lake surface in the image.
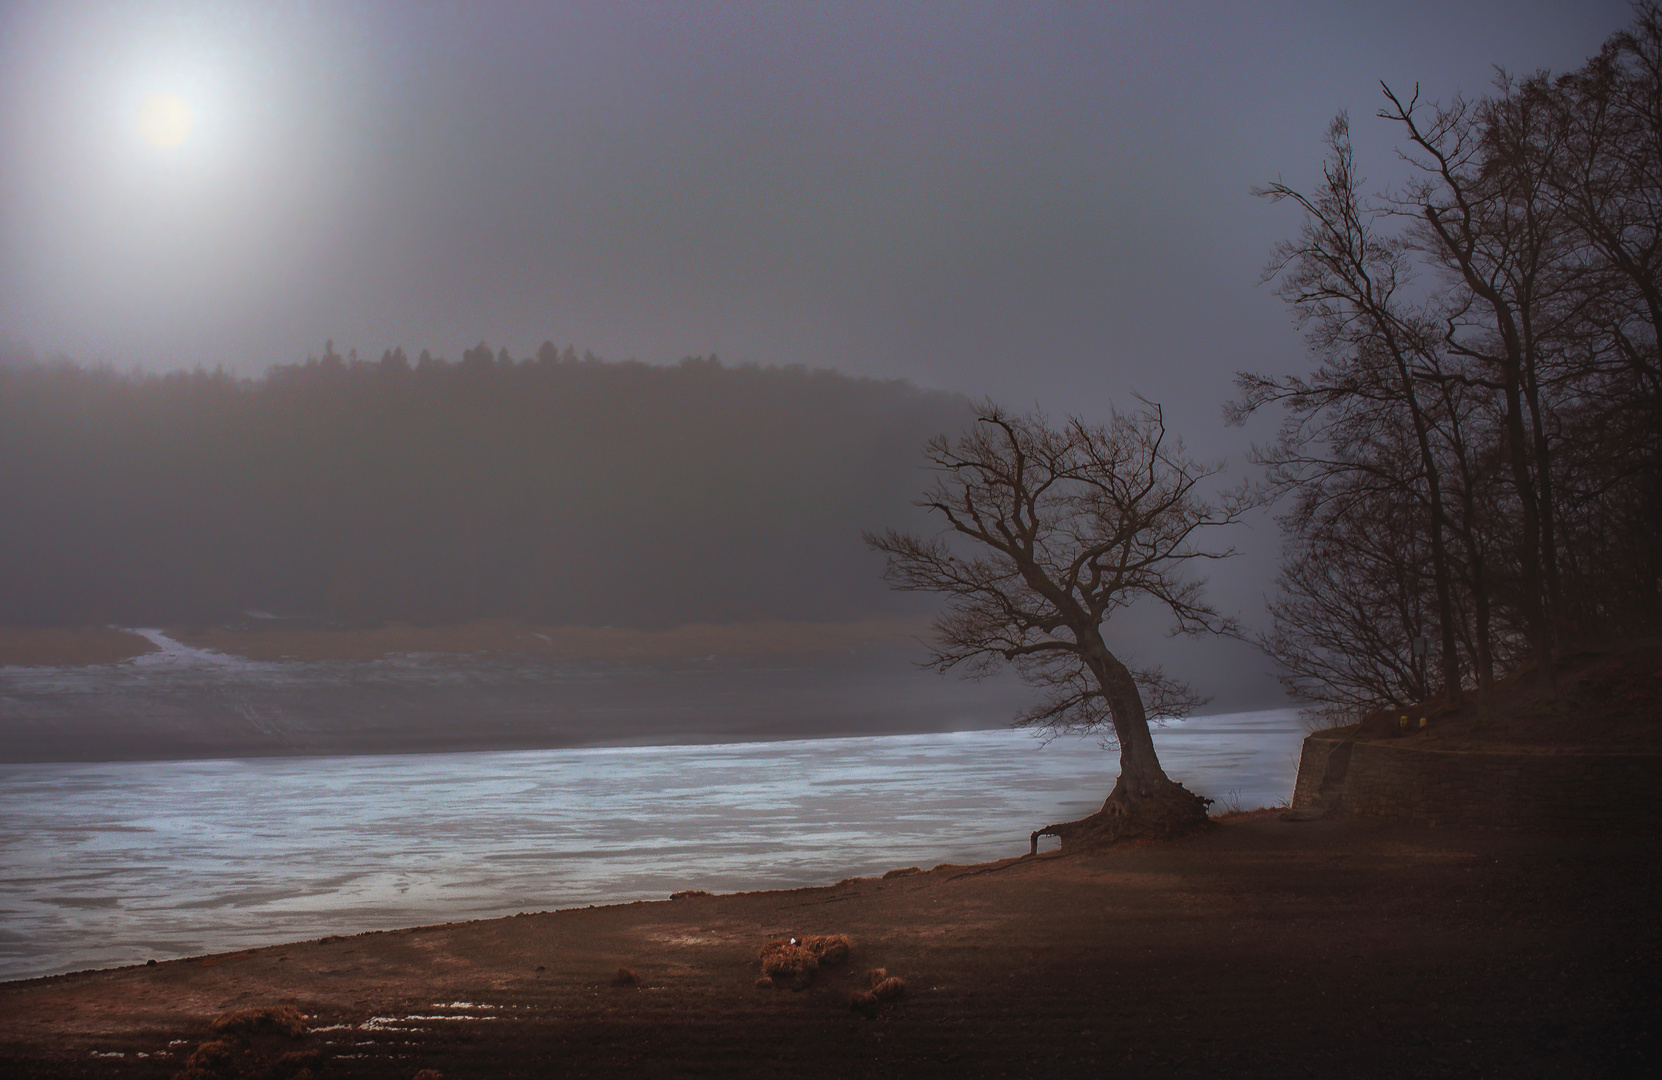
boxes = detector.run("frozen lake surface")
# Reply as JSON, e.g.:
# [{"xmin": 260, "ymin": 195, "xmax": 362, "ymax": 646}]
[{"xmin": 0, "ymin": 710, "xmax": 1303, "ymax": 981}]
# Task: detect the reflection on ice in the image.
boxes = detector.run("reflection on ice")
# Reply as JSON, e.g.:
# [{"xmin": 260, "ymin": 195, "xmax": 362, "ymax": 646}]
[
  {"xmin": 124, "ymin": 628, "xmax": 277, "ymax": 672},
  {"xmin": 0, "ymin": 711, "xmax": 1304, "ymax": 981}
]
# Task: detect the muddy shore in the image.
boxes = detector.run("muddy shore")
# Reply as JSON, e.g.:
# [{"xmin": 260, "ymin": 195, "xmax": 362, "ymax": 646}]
[{"xmin": 3, "ymin": 813, "xmax": 1656, "ymax": 1078}]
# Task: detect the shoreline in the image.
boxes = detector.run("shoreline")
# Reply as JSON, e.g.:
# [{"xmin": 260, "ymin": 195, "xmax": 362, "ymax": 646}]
[
  {"xmin": 0, "ymin": 719, "xmax": 1307, "ymax": 984},
  {"xmin": 0, "ymin": 634, "xmax": 1045, "ymax": 767},
  {"xmin": 0, "ymin": 707, "xmax": 1289, "ymax": 769},
  {"xmin": 0, "ymin": 618, "xmax": 937, "ymax": 669},
  {"xmin": 0, "ymin": 714, "xmax": 1043, "ymax": 764},
  {"xmin": 0, "ymin": 716, "xmax": 1024, "ymax": 768},
  {"xmin": 3, "ymin": 815, "xmax": 1654, "ymax": 1077}
]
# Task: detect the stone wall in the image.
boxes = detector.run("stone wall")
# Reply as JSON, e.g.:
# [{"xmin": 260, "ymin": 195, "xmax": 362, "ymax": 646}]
[{"xmin": 1292, "ymin": 729, "xmax": 1662, "ymax": 829}]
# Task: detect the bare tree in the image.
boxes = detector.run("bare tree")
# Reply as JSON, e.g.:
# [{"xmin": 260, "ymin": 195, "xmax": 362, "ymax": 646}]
[
  {"xmin": 1239, "ymin": 7, "xmax": 1662, "ymax": 728},
  {"xmin": 1241, "ymin": 115, "xmax": 1470, "ymax": 708},
  {"xmin": 1380, "ymin": 84, "xmax": 1571, "ymax": 692},
  {"xmin": 867, "ymin": 402, "xmax": 1244, "ymax": 848},
  {"xmin": 1522, "ymin": 8, "xmax": 1662, "ymax": 631},
  {"xmin": 1256, "ymin": 417, "xmax": 1438, "ymax": 717}
]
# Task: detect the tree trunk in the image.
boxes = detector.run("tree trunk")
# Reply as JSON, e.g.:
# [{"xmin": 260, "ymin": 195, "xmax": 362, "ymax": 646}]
[
  {"xmin": 1469, "ymin": 548, "xmax": 1498, "ymax": 719},
  {"xmin": 1419, "ymin": 203, "xmax": 1558, "ymax": 694},
  {"xmin": 1029, "ymin": 639, "xmax": 1212, "ymax": 853}
]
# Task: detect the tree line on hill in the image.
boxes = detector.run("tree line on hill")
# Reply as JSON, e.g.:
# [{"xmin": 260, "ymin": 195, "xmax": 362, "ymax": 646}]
[
  {"xmin": 0, "ymin": 345, "xmax": 969, "ymax": 629},
  {"xmin": 1235, "ymin": 5, "xmax": 1662, "ymax": 719}
]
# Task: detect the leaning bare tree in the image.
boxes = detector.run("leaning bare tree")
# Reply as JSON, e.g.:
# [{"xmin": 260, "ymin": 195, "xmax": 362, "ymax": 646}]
[{"xmin": 867, "ymin": 402, "xmax": 1244, "ymax": 849}]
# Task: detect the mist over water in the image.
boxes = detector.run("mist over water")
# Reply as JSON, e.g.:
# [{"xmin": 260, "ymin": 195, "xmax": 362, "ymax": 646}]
[
  {"xmin": 0, "ymin": 710, "xmax": 1302, "ymax": 982},
  {"xmin": 0, "ymin": 639, "xmax": 1043, "ymax": 761}
]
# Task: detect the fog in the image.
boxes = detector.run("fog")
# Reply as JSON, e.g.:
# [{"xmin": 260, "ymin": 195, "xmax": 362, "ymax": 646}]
[
  {"xmin": 0, "ymin": 3, "xmax": 1627, "ymax": 420},
  {"xmin": 0, "ymin": 2, "xmax": 1637, "ymax": 735}
]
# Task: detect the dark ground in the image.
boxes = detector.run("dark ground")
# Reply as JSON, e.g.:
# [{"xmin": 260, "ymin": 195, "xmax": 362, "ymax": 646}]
[
  {"xmin": 1358, "ymin": 638, "xmax": 1662, "ymax": 752},
  {"xmin": 2, "ymin": 813, "xmax": 1656, "ymax": 1078}
]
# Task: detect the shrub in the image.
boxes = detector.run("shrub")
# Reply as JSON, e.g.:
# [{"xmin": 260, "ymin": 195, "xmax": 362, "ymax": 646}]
[{"xmin": 208, "ymin": 1006, "xmax": 308, "ymax": 1040}]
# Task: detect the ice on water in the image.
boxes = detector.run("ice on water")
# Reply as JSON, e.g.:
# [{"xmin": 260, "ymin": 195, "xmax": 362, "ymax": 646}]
[
  {"xmin": 0, "ymin": 711, "xmax": 1303, "ymax": 981},
  {"xmin": 124, "ymin": 628, "xmax": 276, "ymax": 672}
]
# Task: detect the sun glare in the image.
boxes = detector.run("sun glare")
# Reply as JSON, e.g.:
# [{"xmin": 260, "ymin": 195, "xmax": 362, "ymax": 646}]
[{"xmin": 136, "ymin": 92, "xmax": 194, "ymax": 148}]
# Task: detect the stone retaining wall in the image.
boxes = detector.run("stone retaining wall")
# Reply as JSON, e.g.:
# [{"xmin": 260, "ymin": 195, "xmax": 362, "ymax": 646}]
[{"xmin": 1292, "ymin": 730, "xmax": 1662, "ymax": 829}]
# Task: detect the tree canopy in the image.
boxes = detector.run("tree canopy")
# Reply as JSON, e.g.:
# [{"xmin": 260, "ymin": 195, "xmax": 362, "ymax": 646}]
[
  {"xmin": 0, "ymin": 346, "xmax": 970, "ymax": 629},
  {"xmin": 1235, "ymin": 5, "xmax": 1662, "ymax": 719}
]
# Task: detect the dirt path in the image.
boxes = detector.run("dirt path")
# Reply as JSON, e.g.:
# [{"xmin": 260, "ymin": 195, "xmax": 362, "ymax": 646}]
[{"xmin": 3, "ymin": 814, "xmax": 1656, "ymax": 1078}]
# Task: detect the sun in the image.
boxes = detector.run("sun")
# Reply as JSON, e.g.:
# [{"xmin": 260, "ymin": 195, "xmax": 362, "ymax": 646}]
[{"xmin": 136, "ymin": 92, "xmax": 194, "ymax": 149}]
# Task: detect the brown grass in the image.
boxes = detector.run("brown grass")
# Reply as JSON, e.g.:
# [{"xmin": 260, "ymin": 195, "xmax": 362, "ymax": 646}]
[
  {"xmin": 207, "ymin": 1006, "xmax": 308, "ymax": 1039},
  {"xmin": 1212, "ymin": 807, "xmax": 1287, "ymax": 824},
  {"xmin": 851, "ymin": 971, "xmax": 907, "ymax": 1015},
  {"xmin": 174, "ymin": 1007, "xmax": 316, "ymax": 1078},
  {"xmin": 758, "ymin": 941, "xmax": 818, "ymax": 981},
  {"xmin": 756, "ymin": 935, "xmax": 854, "ymax": 990},
  {"xmin": 871, "ymin": 976, "xmax": 906, "ymax": 1001},
  {"xmin": 1344, "ymin": 637, "xmax": 1662, "ymax": 752},
  {"xmin": 800, "ymin": 934, "xmax": 851, "ymax": 966},
  {"xmin": 175, "ymin": 1037, "xmax": 236, "ymax": 1077}
]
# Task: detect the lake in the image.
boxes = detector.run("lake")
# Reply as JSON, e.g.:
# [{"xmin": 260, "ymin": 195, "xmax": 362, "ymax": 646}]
[{"xmin": 0, "ymin": 709, "xmax": 1304, "ymax": 981}]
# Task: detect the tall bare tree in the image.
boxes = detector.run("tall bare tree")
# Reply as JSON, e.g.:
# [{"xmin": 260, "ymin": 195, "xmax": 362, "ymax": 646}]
[
  {"xmin": 1239, "ymin": 6, "xmax": 1662, "ymax": 726},
  {"xmin": 1381, "ymin": 84, "xmax": 1571, "ymax": 692},
  {"xmin": 867, "ymin": 403, "xmax": 1244, "ymax": 847},
  {"xmin": 1241, "ymin": 115, "xmax": 1469, "ymax": 708},
  {"xmin": 1523, "ymin": 7, "xmax": 1662, "ymax": 629}
]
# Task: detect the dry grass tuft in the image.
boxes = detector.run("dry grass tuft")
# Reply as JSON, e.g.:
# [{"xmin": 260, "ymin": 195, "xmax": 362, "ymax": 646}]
[
  {"xmin": 207, "ymin": 1006, "xmax": 308, "ymax": 1040},
  {"xmin": 872, "ymin": 976, "xmax": 906, "ymax": 1001},
  {"xmin": 611, "ymin": 967, "xmax": 639, "ymax": 987},
  {"xmin": 851, "ymin": 970, "xmax": 907, "ymax": 1015},
  {"xmin": 175, "ymin": 1008, "xmax": 318, "ymax": 1078},
  {"xmin": 411, "ymin": 1070, "xmax": 445, "ymax": 1080},
  {"xmin": 272, "ymin": 1049, "xmax": 326, "ymax": 1078},
  {"xmin": 670, "ymin": 889, "xmax": 712, "ymax": 900},
  {"xmin": 176, "ymin": 1037, "xmax": 237, "ymax": 1077},
  {"xmin": 758, "ymin": 940, "xmax": 818, "ymax": 981},
  {"xmin": 757, "ymin": 934, "xmax": 854, "ymax": 990},
  {"xmin": 754, "ymin": 975, "xmax": 775, "ymax": 989},
  {"xmin": 1213, "ymin": 806, "xmax": 1286, "ymax": 823},
  {"xmin": 800, "ymin": 934, "xmax": 852, "ymax": 966},
  {"xmin": 882, "ymin": 866, "xmax": 922, "ymax": 879}
]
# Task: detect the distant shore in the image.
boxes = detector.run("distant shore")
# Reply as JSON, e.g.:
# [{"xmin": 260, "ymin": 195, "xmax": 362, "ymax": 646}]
[
  {"xmin": 0, "ymin": 619, "xmax": 1046, "ymax": 765},
  {"xmin": 0, "ymin": 617, "xmax": 934, "ymax": 667},
  {"xmin": 2, "ymin": 814, "xmax": 1653, "ymax": 1078}
]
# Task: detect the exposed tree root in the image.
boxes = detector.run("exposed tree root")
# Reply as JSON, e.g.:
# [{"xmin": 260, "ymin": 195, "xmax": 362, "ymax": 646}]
[{"xmin": 1030, "ymin": 778, "xmax": 1212, "ymax": 854}]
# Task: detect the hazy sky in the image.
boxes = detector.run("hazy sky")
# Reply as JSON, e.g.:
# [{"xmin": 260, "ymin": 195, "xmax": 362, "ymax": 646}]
[
  {"xmin": 1, "ymin": 1, "xmax": 1630, "ymax": 406},
  {"xmin": 0, "ymin": 1, "xmax": 1635, "ymax": 695}
]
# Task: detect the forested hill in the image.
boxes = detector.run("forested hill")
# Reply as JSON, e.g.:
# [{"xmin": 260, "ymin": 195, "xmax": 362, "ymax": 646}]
[{"xmin": 0, "ymin": 348, "xmax": 973, "ymax": 628}]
